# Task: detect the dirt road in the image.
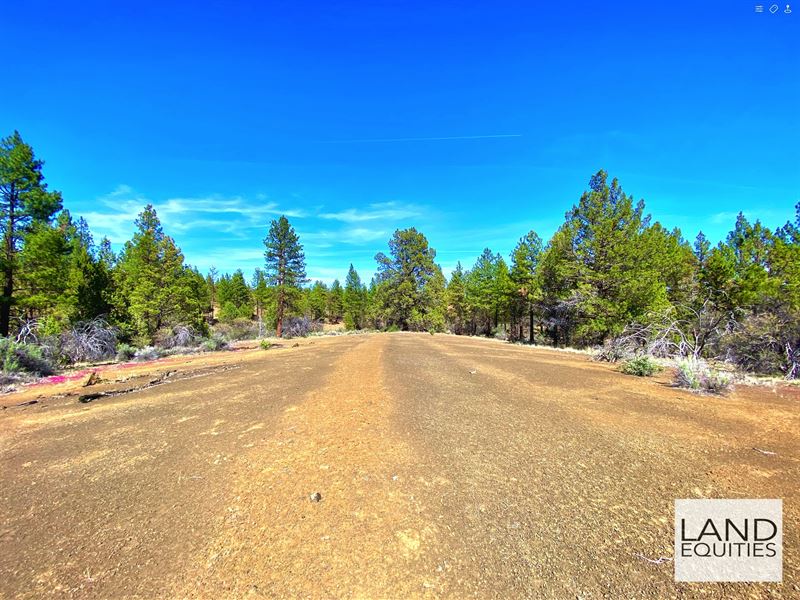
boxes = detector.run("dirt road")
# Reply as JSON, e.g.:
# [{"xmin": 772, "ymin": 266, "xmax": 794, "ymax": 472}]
[{"xmin": 1, "ymin": 333, "xmax": 798, "ymax": 598}]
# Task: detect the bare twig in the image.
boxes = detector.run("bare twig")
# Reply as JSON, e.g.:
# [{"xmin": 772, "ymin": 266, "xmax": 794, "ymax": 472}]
[
  {"xmin": 634, "ymin": 553, "xmax": 673, "ymax": 565},
  {"xmin": 753, "ymin": 447, "xmax": 777, "ymax": 456}
]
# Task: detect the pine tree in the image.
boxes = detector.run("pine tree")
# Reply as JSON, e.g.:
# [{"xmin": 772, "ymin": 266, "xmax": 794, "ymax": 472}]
[
  {"xmin": 510, "ymin": 231, "xmax": 543, "ymax": 342},
  {"xmin": 445, "ymin": 262, "xmax": 468, "ymax": 334},
  {"xmin": 327, "ymin": 279, "xmax": 344, "ymax": 323},
  {"xmin": 206, "ymin": 266, "xmax": 219, "ymax": 318},
  {"xmin": 263, "ymin": 216, "xmax": 307, "ymax": 337},
  {"xmin": 216, "ymin": 269, "xmax": 251, "ymax": 321},
  {"xmin": 415, "ymin": 264, "xmax": 447, "ymax": 332},
  {"xmin": 494, "ymin": 256, "xmax": 516, "ymax": 337},
  {"xmin": 693, "ymin": 232, "xmax": 710, "ymax": 263},
  {"xmin": 251, "ymin": 268, "xmax": 270, "ymax": 329},
  {"xmin": 343, "ymin": 264, "xmax": 366, "ymax": 329},
  {"xmin": 465, "ymin": 249, "xmax": 499, "ymax": 334},
  {"xmin": 0, "ymin": 131, "xmax": 63, "ymax": 335},
  {"xmin": 17, "ymin": 219, "xmax": 71, "ymax": 325},
  {"xmin": 374, "ymin": 228, "xmax": 438, "ymax": 330},
  {"xmin": 548, "ymin": 170, "xmax": 669, "ymax": 345},
  {"xmin": 114, "ymin": 205, "xmax": 197, "ymax": 342},
  {"xmin": 308, "ymin": 280, "xmax": 330, "ymax": 322}
]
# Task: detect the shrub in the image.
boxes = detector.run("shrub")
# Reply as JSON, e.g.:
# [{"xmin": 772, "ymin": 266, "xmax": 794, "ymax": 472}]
[
  {"xmin": 213, "ymin": 318, "xmax": 261, "ymax": 341},
  {"xmin": 594, "ymin": 339, "xmax": 632, "ymax": 363},
  {"xmin": 157, "ymin": 325, "xmax": 198, "ymax": 349},
  {"xmin": 218, "ymin": 301, "xmax": 252, "ymax": 323},
  {"xmin": 620, "ymin": 356, "xmax": 661, "ymax": 377},
  {"xmin": 133, "ymin": 346, "xmax": 162, "ymax": 362},
  {"xmin": 703, "ymin": 370, "xmax": 734, "ymax": 394},
  {"xmin": 0, "ymin": 337, "xmax": 55, "ymax": 376},
  {"xmin": 282, "ymin": 317, "xmax": 322, "ymax": 339},
  {"xmin": 59, "ymin": 318, "xmax": 118, "ymax": 363},
  {"xmin": 720, "ymin": 313, "xmax": 799, "ymax": 378},
  {"xmin": 260, "ymin": 339, "xmax": 272, "ymax": 350},
  {"xmin": 385, "ymin": 324, "xmax": 400, "ymax": 333},
  {"xmin": 116, "ymin": 343, "xmax": 136, "ymax": 362},
  {"xmin": 673, "ymin": 358, "xmax": 733, "ymax": 395},
  {"xmin": 200, "ymin": 335, "xmax": 228, "ymax": 352},
  {"xmin": 492, "ymin": 325, "xmax": 508, "ymax": 341}
]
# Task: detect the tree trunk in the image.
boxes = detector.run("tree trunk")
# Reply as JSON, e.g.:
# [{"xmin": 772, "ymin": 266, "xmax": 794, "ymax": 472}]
[
  {"xmin": 529, "ymin": 306, "xmax": 535, "ymax": 344},
  {"xmin": 276, "ymin": 292, "xmax": 284, "ymax": 338},
  {"xmin": 1, "ymin": 195, "xmax": 15, "ymax": 337},
  {"xmin": 1, "ymin": 262, "xmax": 11, "ymax": 337}
]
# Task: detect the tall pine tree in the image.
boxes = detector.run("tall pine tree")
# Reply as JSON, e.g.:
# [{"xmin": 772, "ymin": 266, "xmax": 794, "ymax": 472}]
[
  {"xmin": 0, "ymin": 131, "xmax": 63, "ymax": 336},
  {"xmin": 263, "ymin": 216, "xmax": 306, "ymax": 337}
]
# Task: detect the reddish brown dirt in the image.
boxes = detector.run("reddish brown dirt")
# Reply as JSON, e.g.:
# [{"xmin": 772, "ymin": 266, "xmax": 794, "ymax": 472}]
[{"xmin": 1, "ymin": 333, "xmax": 797, "ymax": 598}]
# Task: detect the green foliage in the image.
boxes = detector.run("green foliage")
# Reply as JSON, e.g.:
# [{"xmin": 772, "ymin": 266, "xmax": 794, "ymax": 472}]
[
  {"xmin": 116, "ymin": 343, "xmax": 136, "ymax": 362},
  {"xmin": 620, "ymin": 356, "xmax": 661, "ymax": 377},
  {"xmin": 445, "ymin": 262, "xmax": 468, "ymax": 334},
  {"xmin": 536, "ymin": 171, "xmax": 694, "ymax": 347},
  {"xmin": 259, "ymin": 339, "xmax": 272, "ymax": 350},
  {"xmin": 0, "ymin": 136, "xmax": 796, "ymax": 380},
  {"xmin": 343, "ymin": 264, "xmax": 367, "ymax": 329},
  {"xmin": 133, "ymin": 346, "xmax": 162, "ymax": 362},
  {"xmin": 308, "ymin": 280, "xmax": 330, "ymax": 322},
  {"xmin": 0, "ymin": 131, "xmax": 63, "ymax": 336},
  {"xmin": 264, "ymin": 216, "xmax": 307, "ymax": 337},
  {"xmin": 510, "ymin": 231, "xmax": 543, "ymax": 342},
  {"xmin": 327, "ymin": 279, "xmax": 344, "ymax": 322},
  {"xmin": 250, "ymin": 267, "xmax": 272, "ymax": 325},
  {"xmin": 0, "ymin": 337, "xmax": 54, "ymax": 376},
  {"xmin": 113, "ymin": 205, "xmax": 207, "ymax": 343},
  {"xmin": 200, "ymin": 335, "xmax": 228, "ymax": 352},
  {"xmin": 374, "ymin": 228, "xmax": 440, "ymax": 330},
  {"xmin": 218, "ymin": 300, "xmax": 251, "ymax": 322},
  {"xmin": 464, "ymin": 249, "xmax": 513, "ymax": 335},
  {"xmin": 213, "ymin": 318, "xmax": 260, "ymax": 341},
  {"xmin": 217, "ymin": 269, "xmax": 251, "ymax": 320},
  {"xmin": 674, "ymin": 358, "xmax": 733, "ymax": 394}
]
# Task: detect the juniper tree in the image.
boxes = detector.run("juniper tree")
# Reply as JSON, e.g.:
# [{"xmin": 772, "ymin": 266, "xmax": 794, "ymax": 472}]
[
  {"xmin": 263, "ymin": 216, "xmax": 306, "ymax": 337},
  {"xmin": 0, "ymin": 131, "xmax": 63, "ymax": 335}
]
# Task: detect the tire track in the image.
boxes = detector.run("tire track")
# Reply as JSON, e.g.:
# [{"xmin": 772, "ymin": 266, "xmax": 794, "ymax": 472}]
[{"xmin": 184, "ymin": 334, "xmax": 441, "ymax": 598}]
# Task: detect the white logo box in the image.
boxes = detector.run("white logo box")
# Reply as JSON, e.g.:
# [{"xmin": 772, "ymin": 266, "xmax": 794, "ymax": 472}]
[{"xmin": 675, "ymin": 499, "xmax": 782, "ymax": 582}]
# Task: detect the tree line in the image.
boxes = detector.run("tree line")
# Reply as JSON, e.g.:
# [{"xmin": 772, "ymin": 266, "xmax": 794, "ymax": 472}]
[{"xmin": 2, "ymin": 131, "xmax": 798, "ymax": 376}]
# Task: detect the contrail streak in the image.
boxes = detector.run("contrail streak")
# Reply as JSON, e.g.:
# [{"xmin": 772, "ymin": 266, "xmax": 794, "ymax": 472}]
[{"xmin": 317, "ymin": 134, "xmax": 523, "ymax": 144}]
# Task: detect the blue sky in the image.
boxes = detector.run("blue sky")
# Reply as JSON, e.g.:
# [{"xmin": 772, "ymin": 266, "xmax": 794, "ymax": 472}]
[{"xmin": 2, "ymin": 1, "xmax": 798, "ymax": 283}]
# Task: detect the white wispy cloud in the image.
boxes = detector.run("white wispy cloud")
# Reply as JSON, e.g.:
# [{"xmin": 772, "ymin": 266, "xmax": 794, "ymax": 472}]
[
  {"xmin": 319, "ymin": 201, "xmax": 422, "ymax": 223},
  {"xmin": 77, "ymin": 185, "xmax": 436, "ymax": 280},
  {"xmin": 300, "ymin": 227, "xmax": 387, "ymax": 246},
  {"xmin": 710, "ymin": 208, "xmax": 787, "ymax": 226},
  {"xmin": 80, "ymin": 185, "xmax": 306, "ymax": 243}
]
